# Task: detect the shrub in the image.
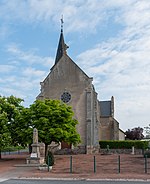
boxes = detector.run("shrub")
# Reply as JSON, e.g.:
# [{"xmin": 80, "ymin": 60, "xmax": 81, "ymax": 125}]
[
  {"xmin": 99, "ymin": 140, "xmax": 149, "ymax": 149},
  {"xmin": 2, "ymin": 146, "xmax": 25, "ymax": 152},
  {"xmin": 144, "ymin": 150, "xmax": 150, "ymax": 158},
  {"xmin": 46, "ymin": 151, "xmax": 55, "ymax": 166}
]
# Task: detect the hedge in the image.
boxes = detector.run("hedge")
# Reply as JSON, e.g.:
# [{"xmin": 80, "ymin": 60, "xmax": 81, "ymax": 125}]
[
  {"xmin": 46, "ymin": 150, "xmax": 55, "ymax": 166},
  {"xmin": 99, "ymin": 140, "xmax": 149, "ymax": 149},
  {"xmin": 1, "ymin": 146, "xmax": 25, "ymax": 152}
]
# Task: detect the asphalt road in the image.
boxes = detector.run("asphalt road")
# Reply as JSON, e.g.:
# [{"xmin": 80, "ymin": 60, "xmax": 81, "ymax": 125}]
[{"xmin": 1, "ymin": 179, "xmax": 150, "ymax": 184}]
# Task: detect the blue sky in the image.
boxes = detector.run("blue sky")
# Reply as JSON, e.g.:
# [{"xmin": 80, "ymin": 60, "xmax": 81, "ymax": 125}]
[{"xmin": 0, "ymin": 0, "xmax": 150, "ymax": 132}]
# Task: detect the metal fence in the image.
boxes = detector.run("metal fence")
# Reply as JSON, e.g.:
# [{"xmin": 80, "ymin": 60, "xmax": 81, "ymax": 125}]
[
  {"xmin": 52, "ymin": 154, "xmax": 150, "ymax": 174},
  {"xmin": 1, "ymin": 149, "xmax": 28, "ymax": 155}
]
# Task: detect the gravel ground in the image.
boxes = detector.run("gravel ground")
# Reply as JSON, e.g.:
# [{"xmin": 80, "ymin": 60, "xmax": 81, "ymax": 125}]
[{"xmin": 0, "ymin": 153, "xmax": 150, "ymax": 181}]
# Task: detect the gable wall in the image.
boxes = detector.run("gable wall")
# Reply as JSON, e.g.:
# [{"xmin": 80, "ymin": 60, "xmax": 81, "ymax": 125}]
[{"xmin": 37, "ymin": 55, "xmax": 93, "ymax": 146}]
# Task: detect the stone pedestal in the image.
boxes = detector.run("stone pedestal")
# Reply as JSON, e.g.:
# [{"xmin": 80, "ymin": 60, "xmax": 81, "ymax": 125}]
[
  {"xmin": 31, "ymin": 143, "xmax": 40, "ymax": 157},
  {"xmin": 26, "ymin": 128, "xmax": 45, "ymax": 165},
  {"xmin": 26, "ymin": 143, "xmax": 44, "ymax": 164}
]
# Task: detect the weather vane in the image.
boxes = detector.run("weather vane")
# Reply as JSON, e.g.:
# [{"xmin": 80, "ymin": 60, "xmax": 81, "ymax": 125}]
[{"xmin": 61, "ymin": 15, "xmax": 64, "ymax": 32}]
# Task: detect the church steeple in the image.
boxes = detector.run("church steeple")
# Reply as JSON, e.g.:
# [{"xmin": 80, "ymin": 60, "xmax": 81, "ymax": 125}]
[{"xmin": 55, "ymin": 16, "xmax": 68, "ymax": 65}]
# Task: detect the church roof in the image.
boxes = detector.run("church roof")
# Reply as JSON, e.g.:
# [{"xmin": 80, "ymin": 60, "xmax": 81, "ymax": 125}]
[
  {"xmin": 51, "ymin": 21, "xmax": 91, "ymax": 80},
  {"xmin": 54, "ymin": 17, "xmax": 69, "ymax": 65},
  {"xmin": 54, "ymin": 30, "xmax": 66, "ymax": 64},
  {"xmin": 100, "ymin": 101, "xmax": 111, "ymax": 117}
]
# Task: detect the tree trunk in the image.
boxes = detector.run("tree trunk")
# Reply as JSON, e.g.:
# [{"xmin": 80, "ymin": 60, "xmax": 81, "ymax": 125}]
[
  {"xmin": 28, "ymin": 144, "xmax": 32, "ymax": 154},
  {"xmin": 45, "ymin": 144, "xmax": 48, "ymax": 157}
]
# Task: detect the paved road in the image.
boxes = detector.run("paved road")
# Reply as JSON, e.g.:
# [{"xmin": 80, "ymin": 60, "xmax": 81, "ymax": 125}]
[{"xmin": 1, "ymin": 179, "xmax": 150, "ymax": 184}]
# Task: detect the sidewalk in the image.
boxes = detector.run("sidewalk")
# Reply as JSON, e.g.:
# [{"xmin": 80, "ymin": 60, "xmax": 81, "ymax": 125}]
[{"xmin": 0, "ymin": 153, "xmax": 150, "ymax": 181}]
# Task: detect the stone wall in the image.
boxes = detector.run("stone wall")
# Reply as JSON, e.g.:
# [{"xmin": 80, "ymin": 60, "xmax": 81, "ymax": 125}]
[
  {"xmin": 99, "ymin": 117, "xmax": 119, "ymax": 140},
  {"xmin": 54, "ymin": 146, "xmax": 86, "ymax": 155},
  {"xmin": 54, "ymin": 147, "xmax": 144, "ymax": 155},
  {"xmin": 100, "ymin": 148, "xmax": 144, "ymax": 155}
]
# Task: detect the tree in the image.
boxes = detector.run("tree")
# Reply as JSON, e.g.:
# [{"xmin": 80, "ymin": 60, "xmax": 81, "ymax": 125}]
[
  {"xmin": 11, "ymin": 107, "xmax": 33, "ymax": 147},
  {"xmin": 144, "ymin": 124, "xmax": 150, "ymax": 138},
  {"xmin": 125, "ymin": 127, "xmax": 144, "ymax": 140},
  {"xmin": 0, "ymin": 96, "xmax": 81, "ymax": 158},
  {"xmin": 0, "ymin": 112, "xmax": 11, "ymax": 158},
  {"xmin": 28, "ymin": 99, "xmax": 81, "ymax": 154},
  {"xmin": 0, "ymin": 95, "xmax": 25, "ymax": 158}
]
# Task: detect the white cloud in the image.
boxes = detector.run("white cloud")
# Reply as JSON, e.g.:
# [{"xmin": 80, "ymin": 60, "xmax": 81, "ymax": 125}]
[
  {"xmin": 0, "ymin": 65, "xmax": 16, "ymax": 73},
  {"xmin": 0, "ymin": 86, "xmax": 26, "ymax": 99},
  {"xmin": 0, "ymin": 0, "xmax": 139, "ymax": 33},
  {"xmin": 0, "ymin": 76, "xmax": 17, "ymax": 83},
  {"xmin": 6, "ymin": 43, "xmax": 54, "ymax": 67},
  {"xmin": 22, "ymin": 67, "xmax": 47, "ymax": 78}
]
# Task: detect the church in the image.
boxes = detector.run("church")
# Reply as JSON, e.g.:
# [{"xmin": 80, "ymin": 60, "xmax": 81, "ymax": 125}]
[{"xmin": 37, "ymin": 23, "xmax": 122, "ymax": 154}]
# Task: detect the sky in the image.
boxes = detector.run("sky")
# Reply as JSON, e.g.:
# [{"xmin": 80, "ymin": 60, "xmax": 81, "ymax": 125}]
[{"xmin": 0, "ymin": 0, "xmax": 150, "ymax": 133}]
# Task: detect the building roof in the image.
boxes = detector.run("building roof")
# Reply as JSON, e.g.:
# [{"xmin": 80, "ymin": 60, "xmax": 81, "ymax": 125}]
[
  {"xmin": 54, "ymin": 17, "xmax": 69, "ymax": 65},
  {"xmin": 54, "ymin": 30, "xmax": 66, "ymax": 65},
  {"xmin": 50, "ymin": 21, "xmax": 92, "ymax": 80}
]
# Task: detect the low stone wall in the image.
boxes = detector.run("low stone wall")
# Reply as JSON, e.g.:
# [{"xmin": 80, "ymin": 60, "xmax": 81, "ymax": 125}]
[
  {"xmin": 54, "ymin": 146, "xmax": 86, "ymax": 155},
  {"xmin": 100, "ymin": 148, "xmax": 144, "ymax": 155},
  {"xmin": 55, "ymin": 148, "xmax": 144, "ymax": 155}
]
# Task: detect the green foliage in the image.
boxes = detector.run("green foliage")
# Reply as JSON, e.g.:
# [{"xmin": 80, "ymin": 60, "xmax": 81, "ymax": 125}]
[
  {"xmin": 46, "ymin": 151, "xmax": 55, "ymax": 166},
  {"xmin": 0, "ymin": 112, "xmax": 11, "ymax": 149},
  {"xmin": 0, "ymin": 95, "xmax": 32, "ymax": 159},
  {"xmin": 0, "ymin": 95, "xmax": 25, "ymax": 150},
  {"xmin": 99, "ymin": 140, "xmax": 149, "ymax": 149},
  {"xmin": 0, "ymin": 96, "xmax": 81, "ymax": 157},
  {"xmin": 144, "ymin": 124, "xmax": 150, "ymax": 136},
  {"xmin": 144, "ymin": 154, "xmax": 150, "ymax": 158},
  {"xmin": 29, "ymin": 99, "xmax": 81, "ymax": 146},
  {"xmin": 144, "ymin": 150, "xmax": 150, "ymax": 158},
  {"xmin": 1, "ymin": 145, "xmax": 25, "ymax": 152},
  {"xmin": 13, "ymin": 107, "xmax": 33, "ymax": 146}
]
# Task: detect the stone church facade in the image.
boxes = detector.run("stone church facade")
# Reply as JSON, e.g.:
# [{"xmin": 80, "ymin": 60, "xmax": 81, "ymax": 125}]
[{"xmin": 37, "ymin": 27, "xmax": 120, "ymax": 153}]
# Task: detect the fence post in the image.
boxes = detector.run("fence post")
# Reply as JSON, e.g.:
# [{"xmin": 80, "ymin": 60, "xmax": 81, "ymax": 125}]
[
  {"xmin": 70, "ymin": 156, "xmax": 72, "ymax": 173},
  {"xmin": 145, "ymin": 155, "xmax": 147, "ymax": 174},
  {"xmin": 48, "ymin": 155, "xmax": 50, "ymax": 172},
  {"xmin": 94, "ymin": 156, "xmax": 96, "ymax": 173},
  {"xmin": 118, "ymin": 155, "xmax": 120, "ymax": 173}
]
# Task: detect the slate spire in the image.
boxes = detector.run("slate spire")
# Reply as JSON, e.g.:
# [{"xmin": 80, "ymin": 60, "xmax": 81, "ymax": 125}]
[{"xmin": 55, "ymin": 16, "xmax": 69, "ymax": 64}]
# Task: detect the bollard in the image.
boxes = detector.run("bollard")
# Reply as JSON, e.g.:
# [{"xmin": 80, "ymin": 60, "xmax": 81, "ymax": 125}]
[
  {"xmin": 142, "ymin": 149, "xmax": 145, "ymax": 155},
  {"xmin": 131, "ymin": 146, "xmax": 135, "ymax": 155},
  {"xmin": 70, "ymin": 156, "xmax": 72, "ymax": 173},
  {"xmin": 94, "ymin": 156, "xmax": 96, "ymax": 173},
  {"xmin": 118, "ymin": 155, "xmax": 120, "ymax": 173},
  {"xmin": 145, "ymin": 155, "xmax": 147, "ymax": 174},
  {"xmin": 48, "ymin": 155, "xmax": 50, "ymax": 172}
]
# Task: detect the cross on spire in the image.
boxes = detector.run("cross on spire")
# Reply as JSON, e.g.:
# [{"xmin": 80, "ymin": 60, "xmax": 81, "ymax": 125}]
[
  {"xmin": 61, "ymin": 15, "xmax": 64, "ymax": 33},
  {"xmin": 54, "ymin": 16, "xmax": 69, "ymax": 65}
]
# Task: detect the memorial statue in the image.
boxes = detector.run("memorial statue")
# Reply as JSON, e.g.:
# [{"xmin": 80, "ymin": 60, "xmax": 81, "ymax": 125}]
[{"xmin": 33, "ymin": 128, "xmax": 38, "ymax": 144}]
